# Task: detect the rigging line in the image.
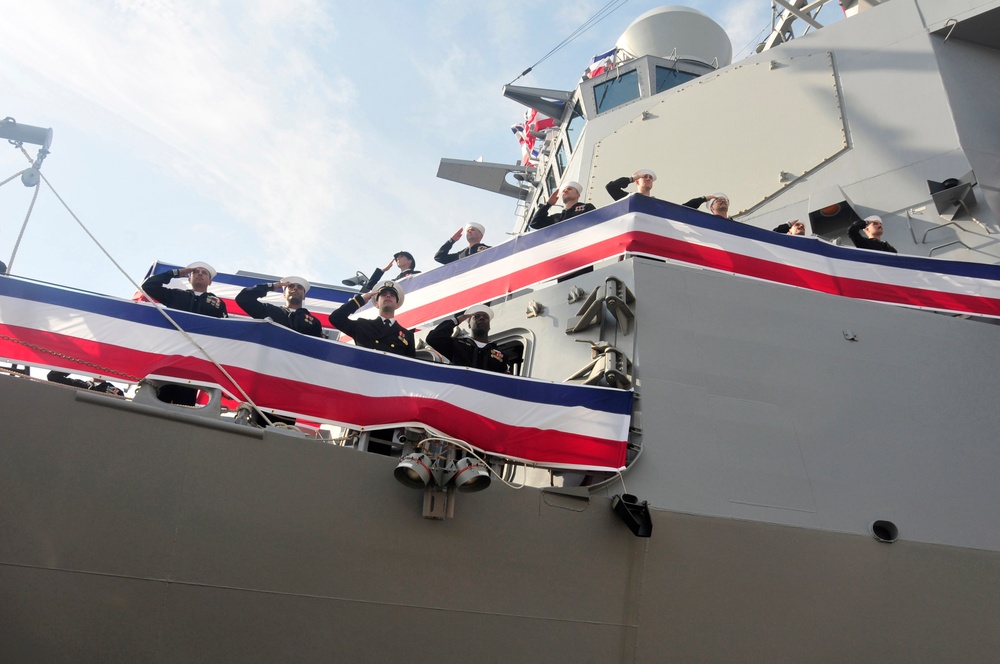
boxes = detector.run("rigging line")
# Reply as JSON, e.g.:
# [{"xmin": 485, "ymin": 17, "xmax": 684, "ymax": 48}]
[
  {"xmin": 0, "ymin": 168, "xmax": 30, "ymax": 188},
  {"xmin": 14, "ymin": 146, "xmax": 272, "ymax": 423},
  {"xmin": 513, "ymin": 0, "xmax": 626, "ymax": 79},
  {"xmin": 507, "ymin": 0, "xmax": 630, "ymax": 85},
  {"xmin": 734, "ymin": 21, "xmax": 772, "ymax": 61},
  {"xmin": 6, "ymin": 176, "xmax": 40, "ymax": 273}
]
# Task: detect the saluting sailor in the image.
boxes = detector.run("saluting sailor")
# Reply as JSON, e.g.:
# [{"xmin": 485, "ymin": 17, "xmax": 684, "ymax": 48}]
[
  {"xmin": 329, "ymin": 280, "xmax": 415, "ymax": 357},
  {"xmin": 235, "ymin": 275, "xmax": 324, "ymax": 337},
  {"xmin": 141, "ymin": 261, "xmax": 228, "ymax": 318},
  {"xmin": 606, "ymin": 168, "xmax": 657, "ymax": 201},
  {"xmin": 434, "ymin": 222, "xmax": 490, "ymax": 265},
  {"xmin": 529, "ymin": 181, "xmax": 596, "ymax": 230},
  {"xmin": 426, "ymin": 304, "xmax": 510, "ymax": 373}
]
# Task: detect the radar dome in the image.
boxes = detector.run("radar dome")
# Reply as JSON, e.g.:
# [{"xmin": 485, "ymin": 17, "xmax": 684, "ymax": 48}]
[{"xmin": 616, "ymin": 6, "xmax": 732, "ymax": 68}]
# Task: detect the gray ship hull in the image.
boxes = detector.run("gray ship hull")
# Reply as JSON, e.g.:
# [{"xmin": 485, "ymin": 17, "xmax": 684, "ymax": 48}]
[{"xmin": 3, "ymin": 254, "xmax": 999, "ymax": 662}]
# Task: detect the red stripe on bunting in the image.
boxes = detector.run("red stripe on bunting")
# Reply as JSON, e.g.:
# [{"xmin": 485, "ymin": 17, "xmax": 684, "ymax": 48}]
[
  {"xmin": 628, "ymin": 232, "xmax": 1000, "ymax": 316},
  {"xmin": 398, "ymin": 235, "xmax": 631, "ymax": 326},
  {"xmin": 0, "ymin": 323, "xmax": 627, "ymax": 469},
  {"xmin": 396, "ymin": 227, "xmax": 1000, "ymax": 326}
]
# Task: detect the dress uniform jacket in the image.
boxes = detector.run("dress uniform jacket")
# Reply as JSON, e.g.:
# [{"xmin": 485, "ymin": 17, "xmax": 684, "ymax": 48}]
[
  {"xmin": 434, "ymin": 240, "xmax": 490, "ymax": 265},
  {"xmin": 329, "ymin": 295, "xmax": 415, "ymax": 357},
  {"xmin": 235, "ymin": 283, "xmax": 324, "ymax": 337},
  {"xmin": 528, "ymin": 201, "xmax": 597, "ymax": 230},
  {"xmin": 426, "ymin": 317, "xmax": 510, "ymax": 373},
  {"xmin": 141, "ymin": 269, "xmax": 228, "ymax": 318}
]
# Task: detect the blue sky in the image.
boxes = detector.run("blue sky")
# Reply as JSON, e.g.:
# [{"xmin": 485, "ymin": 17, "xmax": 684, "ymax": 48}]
[{"xmin": 1, "ymin": 1, "xmax": 842, "ymax": 296}]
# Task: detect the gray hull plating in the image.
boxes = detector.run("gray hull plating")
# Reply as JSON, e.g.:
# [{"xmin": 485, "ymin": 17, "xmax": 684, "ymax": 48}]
[{"xmin": 3, "ymin": 254, "xmax": 999, "ymax": 661}]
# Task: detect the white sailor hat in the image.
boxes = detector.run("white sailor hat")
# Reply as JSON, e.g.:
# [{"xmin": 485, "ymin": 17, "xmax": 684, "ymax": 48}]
[
  {"xmin": 465, "ymin": 222, "xmax": 486, "ymax": 235},
  {"xmin": 865, "ymin": 215, "xmax": 883, "ymax": 225},
  {"xmin": 376, "ymin": 280, "xmax": 405, "ymax": 307},
  {"xmin": 632, "ymin": 169, "xmax": 657, "ymax": 181},
  {"xmin": 465, "ymin": 304, "xmax": 494, "ymax": 321},
  {"xmin": 283, "ymin": 276, "xmax": 311, "ymax": 293},
  {"xmin": 563, "ymin": 181, "xmax": 583, "ymax": 194},
  {"xmin": 187, "ymin": 261, "xmax": 217, "ymax": 279}
]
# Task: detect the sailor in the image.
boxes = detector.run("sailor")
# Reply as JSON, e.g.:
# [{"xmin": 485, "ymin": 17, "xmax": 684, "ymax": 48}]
[
  {"xmin": 329, "ymin": 280, "xmax": 415, "ymax": 357},
  {"xmin": 606, "ymin": 169, "xmax": 656, "ymax": 201},
  {"xmin": 529, "ymin": 181, "xmax": 596, "ymax": 230},
  {"xmin": 141, "ymin": 261, "xmax": 228, "ymax": 317},
  {"xmin": 434, "ymin": 222, "xmax": 490, "ymax": 265},
  {"xmin": 684, "ymin": 192, "xmax": 733, "ymax": 219},
  {"xmin": 773, "ymin": 219, "xmax": 806, "ymax": 235},
  {"xmin": 362, "ymin": 251, "xmax": 421, "ymax": 292},
  {"xmin": 235, "ymin": 276, "xmax": 324, "ymax": 337},
  {"xmin": 426, "ymin": 304, "xmax": 510, "ymax": 373},
  {"xmin": 848, "ymin": 215, "xmax": 897, "ymax": 253}
]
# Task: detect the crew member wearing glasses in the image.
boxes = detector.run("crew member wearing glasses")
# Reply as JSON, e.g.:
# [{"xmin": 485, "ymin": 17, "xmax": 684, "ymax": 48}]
[{"xmin": 848, "ymin": 215, "xmax": 897, "ymax": 253}]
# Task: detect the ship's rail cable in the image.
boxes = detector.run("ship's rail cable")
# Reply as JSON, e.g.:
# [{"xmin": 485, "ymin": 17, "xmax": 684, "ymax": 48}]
[
  {"xmin": 0, "ymin": 166, "xmax": 39, "ymax": 273},
  {"xmin": 734, "ymin": 20, "xmax": 772, "ymax": 61},
  {"xmin": 9, "ymin": 144, "xmax": 277, "ymax": 426},
  {"xmin": 507, "ymin": 0, "xmax": 630, "ymax": 85}
]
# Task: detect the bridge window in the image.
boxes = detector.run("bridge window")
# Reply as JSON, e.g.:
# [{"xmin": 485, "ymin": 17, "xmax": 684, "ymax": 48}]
[
  {"xmin": 566, "ymin": 104, "xmax": 584, "ymax": 152},
  {"xmin": 555, "ymin": 142, "xmax": 567, "ymax": 173},
  {"xmin": 594, "ymin": 69, "xmax": 640, "ymax": 114},
  {"xmin": 545, "ymin": 170, "xmax": 558, "ymax": 198},
  {"xmin": 654, "ymin": 66, "xmax": 698, "ymax": 93}
]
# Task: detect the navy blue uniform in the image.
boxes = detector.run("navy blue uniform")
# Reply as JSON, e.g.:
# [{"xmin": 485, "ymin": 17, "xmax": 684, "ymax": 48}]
[
  {"xmin": 329, "ymin": 295, "xmax": 415, "ymax": 357},
  {"xmin": 426, "ymin": 317, "xmax": 509, "ymax": 373},
  {"xmin": 236, "ymin": 283, "xmax": 324, "ymax": 337},
  {"xmin": 141, "ymin": 269, "xmax": 228, "ymax": 318}
]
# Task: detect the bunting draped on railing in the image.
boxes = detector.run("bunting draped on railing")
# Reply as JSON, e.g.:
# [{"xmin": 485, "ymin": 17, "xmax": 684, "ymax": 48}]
[
  {"xmin": 148, "ymin": 196, "xmax": 1000, "ymax": 332},
  {"xmin": 0, "ymin": 276, "xmax": 632, "ymax": 471},
  {"xmin": 389, "ymin": 196, "xmax": 1000, "ymax": 325}
]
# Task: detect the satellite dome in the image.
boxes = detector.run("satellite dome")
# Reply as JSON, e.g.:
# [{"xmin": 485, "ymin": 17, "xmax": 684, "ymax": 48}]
[{"xmin": 616, "ymin": 6, "xmax": 732, "ymax": 68}]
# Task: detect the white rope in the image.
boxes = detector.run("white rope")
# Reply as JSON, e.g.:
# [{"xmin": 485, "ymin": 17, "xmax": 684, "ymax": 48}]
[
  {"xmin": 6, "ymin": 178, "xmax": 40, "ymax": 273},
  {"xmin": 9, "ymin": 145, "xmax": 274, "ymax": 424},
  {"xmin": 0, "ymin": 168, "xmax": 30, "ymax": 188}
]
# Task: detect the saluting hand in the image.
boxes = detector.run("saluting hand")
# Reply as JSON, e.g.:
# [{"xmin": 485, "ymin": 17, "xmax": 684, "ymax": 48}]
[{"xmin": 451, "ymin": 228, "xmax": 464, "ymax": 241}]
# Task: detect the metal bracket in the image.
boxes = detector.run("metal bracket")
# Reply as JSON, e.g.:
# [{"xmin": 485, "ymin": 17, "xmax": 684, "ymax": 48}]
[
  {"xmin": 566, "ymin": 277, "xmax": 636, "ymax": 335},
  {"xmin": 564, "ymin": 341, "xmax": 633, "ymax": 389}
]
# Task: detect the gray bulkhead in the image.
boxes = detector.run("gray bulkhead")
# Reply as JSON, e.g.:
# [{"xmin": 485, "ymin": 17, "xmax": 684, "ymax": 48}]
[
  {"xmin": 529, "ymin": 0, "xmax": 1000, "ymax": 262},
  {"xmin": 472, "ymin": 253, "xmax": 1000, "ymax": 555}
]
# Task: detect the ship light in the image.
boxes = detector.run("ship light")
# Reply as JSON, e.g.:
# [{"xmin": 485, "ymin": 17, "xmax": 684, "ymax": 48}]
[
  {"xmin": 394, "ymin": 453, "xmax": 432, "ymax": 488},
  {"xmin": 394, "ymin": 440, "xmax": 492, "ymax": 518},
  {"xmin": 451, "ymin": 457, "xmax": 491, "ymax": 493}
]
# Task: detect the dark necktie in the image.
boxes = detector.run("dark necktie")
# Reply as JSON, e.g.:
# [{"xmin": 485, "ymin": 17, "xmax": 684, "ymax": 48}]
[{"xmin": 382, "ymin": 318, "xmax": 391, "ymax": 329}]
